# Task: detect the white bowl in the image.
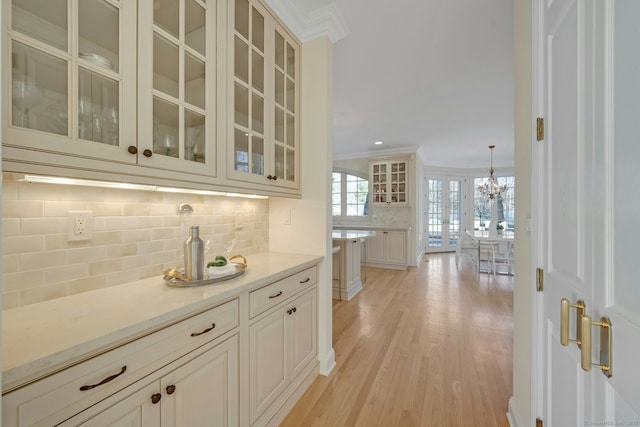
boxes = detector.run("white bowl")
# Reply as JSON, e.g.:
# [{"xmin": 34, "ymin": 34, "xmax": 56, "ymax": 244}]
[{"xmin": 80, "ymin": 53, "xmax": 113, "ymax": 70}]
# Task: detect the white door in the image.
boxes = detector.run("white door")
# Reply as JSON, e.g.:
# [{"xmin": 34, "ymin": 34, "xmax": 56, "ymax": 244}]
[
  {"xmin": 425, "ymin": 176, "xmax": 464, "ymax": 252},
  {"xmin": 538, "ymin": 0, "xmax": 640, "ymax": 425}
]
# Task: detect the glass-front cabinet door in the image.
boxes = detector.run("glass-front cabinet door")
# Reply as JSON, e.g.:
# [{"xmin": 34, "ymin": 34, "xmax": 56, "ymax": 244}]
[
  {"xmin": 370, "ymin": 160, "xmax": 409, "ymax": 205},
  {"xmin": 137, "ymin": 0, "xmax": 216, "ymax": 176},
  {"xmin": 272, "ymin": 26, "xmax": 298, "ymax": 187},
  {"xmin": 229, "ymin": 0, "xmax": 300, "ymax": 191},
  {"xmin": 5, "ymin": 0, "xmax": 137, "ymax": 162}
]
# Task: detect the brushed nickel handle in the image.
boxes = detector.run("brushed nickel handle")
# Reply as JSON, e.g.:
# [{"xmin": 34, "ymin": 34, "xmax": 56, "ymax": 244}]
[
  {"xmin": 190, "ymin": 323, "xmax": 216, "ymax": 337},
  {"xmin": 580, "ymin": 314, "xmax": 612, "ymax": 377},
  {"xmin": 269, "ymin": 291, "xmax": 283, "ymax": 299},
  {"xmin": 560, "ymin": 298, "xmax": 585, "ymax": 347},
  {"xmin": 151, "ymin": 393, "xmax": 161, "ymax": 404},
  {"xmin": 128, "ymin": 146, "xmax": 137, "ymax": 154},
  {"xmin": 166, "ymin": 385, "xmax": 176, "ymax": 395},
  {"xmin": 142, "ymin": 149, "xmax": 153, "ymax": 157},
  {"xmin": 80, "ymin": 366, "xmax": 127, "ymax": 391}
]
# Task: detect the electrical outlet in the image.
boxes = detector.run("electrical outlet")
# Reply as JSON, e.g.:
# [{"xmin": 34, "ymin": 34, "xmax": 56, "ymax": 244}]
[{"xmin": 68, "ymin": 211, "xmax": 93, "ymax": 241}]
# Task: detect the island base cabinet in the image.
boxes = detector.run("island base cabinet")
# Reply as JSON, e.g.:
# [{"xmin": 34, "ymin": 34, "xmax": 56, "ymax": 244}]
[
  {"xmin": 64, "ymin": 334, "xmax": 239, "ymax": 427},
  {"xmin": 249, "ymin": 287, "xmax": 317, "ymax": 425},
  {"xmin": 365, "ymin": 230, "xmax": 407, "ymax": 269}
]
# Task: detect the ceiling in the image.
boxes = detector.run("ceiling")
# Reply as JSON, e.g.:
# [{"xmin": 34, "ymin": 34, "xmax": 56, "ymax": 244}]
[{"xmin": 265, "ymin": 0, "xmax": 515, "ymax": 168}]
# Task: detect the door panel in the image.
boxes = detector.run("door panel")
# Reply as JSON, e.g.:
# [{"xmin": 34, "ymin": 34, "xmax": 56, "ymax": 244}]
[
  {"xmin": 542, "ymin": 0, "xmax": 592, "ymax": 424},
  {"xmin": 599, "ymin": 0, "xmax": 640, "ymax": 416},
  {"xmin": 540, "ymin": 0, "xmax": 640, "ymax": 422}
]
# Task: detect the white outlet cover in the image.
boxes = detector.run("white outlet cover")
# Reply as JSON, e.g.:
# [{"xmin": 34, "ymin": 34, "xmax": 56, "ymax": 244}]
[{"xmin": 68, "ymin": 211, "xmax": 93, "ymax": 241}]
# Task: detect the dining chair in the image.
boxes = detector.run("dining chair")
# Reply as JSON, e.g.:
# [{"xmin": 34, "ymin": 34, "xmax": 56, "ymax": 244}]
[{"xmin": 455, "ymin": 231, "xmax": 479, "ymax": 271}]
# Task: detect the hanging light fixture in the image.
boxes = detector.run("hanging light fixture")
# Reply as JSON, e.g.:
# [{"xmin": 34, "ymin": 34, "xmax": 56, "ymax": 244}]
[{"xmin": 477, "ymin": 145, "xmax": 506, "ymax": 201}]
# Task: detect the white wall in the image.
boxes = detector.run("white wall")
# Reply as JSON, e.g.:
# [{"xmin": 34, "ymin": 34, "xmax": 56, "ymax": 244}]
[{"xmin": 269, "ymin": 36, "xmax": 335, "ymax": 375}]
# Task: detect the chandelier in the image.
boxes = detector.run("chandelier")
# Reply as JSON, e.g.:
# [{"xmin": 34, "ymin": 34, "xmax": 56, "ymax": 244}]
[{"xmin": 477, "ymin": 145, "xmax": 506, "ymax": 201}]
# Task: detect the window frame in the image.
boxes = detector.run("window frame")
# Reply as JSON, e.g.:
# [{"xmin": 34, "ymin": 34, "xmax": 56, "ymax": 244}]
[
  {"xmin": 472, "ymin": 174, "xmax": 515, "ymax": 238},
  {"xmin": 332, "ymin": 169, "xmax": 369, "ymax": 219}
]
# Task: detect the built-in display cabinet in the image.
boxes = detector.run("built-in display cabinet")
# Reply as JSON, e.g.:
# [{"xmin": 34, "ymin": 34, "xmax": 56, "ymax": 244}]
[
  {"xmin": 2, "ymin": 0, "xmax": 301, "ymax": 197},
  {"xmin": 370, "ymin": 159, "xmax": 409, "ymax": 205}
]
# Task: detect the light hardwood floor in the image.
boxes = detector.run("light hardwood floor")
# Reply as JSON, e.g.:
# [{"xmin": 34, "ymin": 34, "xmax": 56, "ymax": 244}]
[{"xmin": 281, "ymin": 253, "xmax": 513, "ymax": 427}]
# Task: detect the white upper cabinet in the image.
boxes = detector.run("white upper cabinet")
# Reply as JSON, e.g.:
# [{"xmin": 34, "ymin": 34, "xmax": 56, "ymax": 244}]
[
  {"xmin": 137, "ymin": 0, "xmax": 218, "ymax": 177},
  {"xmin": 5, "ymin": 0, "xmax": 137, "ymax": 162},
  {"xmin": 3, "ymin": 0, "xmax": 303, "ymax": 196},
  {"xmin": 370, "ymin": 159, "xmax": 410, "ymax": 205},
  {"xmin": 228, "ymin": 0, "xmax": 300, "ymax": 194}
]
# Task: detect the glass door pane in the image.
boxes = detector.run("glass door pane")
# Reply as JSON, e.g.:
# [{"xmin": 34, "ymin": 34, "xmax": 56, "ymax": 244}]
[
  {"xmin": 11, "ymin": 41, "xmax": 68, "ymax": 135},
  {"xmin": 12, "ymin": 0, "xmax": 67, "ymax": 51},
  {"xmin": 448, "ymin": 179, "xmax": 463, "ymax": 247},
  {"xmin": 427, "ymin": 179, "xmax": 443, "ymax": 250},
  {"xmin": 233, "ymin": 0, "xmax": 265, "ymax": 176}
]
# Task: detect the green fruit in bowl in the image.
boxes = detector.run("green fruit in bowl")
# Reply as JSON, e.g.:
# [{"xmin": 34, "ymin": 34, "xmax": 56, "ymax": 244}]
[{"xmin": 207, "ymin": 256, "xmax": 228, "ymax": 268}]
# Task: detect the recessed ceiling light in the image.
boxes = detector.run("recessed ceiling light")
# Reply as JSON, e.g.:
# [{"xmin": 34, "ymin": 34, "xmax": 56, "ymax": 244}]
[{"xmin": 374, "ymin": 141, "xmax": 383, "ymax": 145}]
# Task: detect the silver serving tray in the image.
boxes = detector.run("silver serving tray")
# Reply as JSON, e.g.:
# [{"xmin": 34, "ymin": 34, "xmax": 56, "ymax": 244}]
[{"xmin": 164, "ymin": 264, "xmax": 246, "ymax": 288}]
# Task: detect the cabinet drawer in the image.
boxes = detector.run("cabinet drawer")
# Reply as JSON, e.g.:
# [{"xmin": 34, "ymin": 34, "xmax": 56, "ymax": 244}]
[
  {"xmin": 2, "ymin": 299, "xmax": 238, "ymax": 427},
  {"xmin": 249, "ymin": 267, "xmax": 317, "ymax": 318}
]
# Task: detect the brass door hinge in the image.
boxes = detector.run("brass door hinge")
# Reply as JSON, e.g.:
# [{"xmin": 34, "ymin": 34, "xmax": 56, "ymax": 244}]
[
  {"xmin": 536, "ymin": 268, "xmax": 544, "ymax": 292},
  {"xmin": 537, "ymin": 117, "xmax": 544, "ymax": 141},
  {"xmin": 536, "ymin": 418, "xmax": 544, "ymax": 427}
]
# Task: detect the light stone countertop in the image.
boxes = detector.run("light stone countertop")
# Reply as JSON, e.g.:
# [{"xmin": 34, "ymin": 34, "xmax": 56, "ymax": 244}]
[
  {"xmin": 2, "ymin": 252, "xmax": 322, "ymax": 392},
  {"xmin": 333, "ymin": 225, "xmax": 412, "ymax": 231},
  {"xmin": 331, "ymin": 230, "xmax": 377, "ymax": 240}
]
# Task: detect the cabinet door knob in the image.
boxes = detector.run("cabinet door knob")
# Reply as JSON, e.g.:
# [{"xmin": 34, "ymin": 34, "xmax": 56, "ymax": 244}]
[
  {"xmin": 128, "ymin": 146, "xmax": 138, "ymax": 155},
  {"xmin": 151, "ymin": 393, "xmax": 161, "ymax": 404},
  {"xmin": 142, "ymin": 149, "xmax": 153, "ymax": 158},
  {"xmin": 166, "ymin": 385, "xmax": 176, "ymax": 395}
]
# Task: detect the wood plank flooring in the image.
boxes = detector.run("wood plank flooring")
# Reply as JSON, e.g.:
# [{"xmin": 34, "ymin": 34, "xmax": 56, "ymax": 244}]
[{"xmin": 281, "ymin": 253, "xmax": 513, "ymax": 427}]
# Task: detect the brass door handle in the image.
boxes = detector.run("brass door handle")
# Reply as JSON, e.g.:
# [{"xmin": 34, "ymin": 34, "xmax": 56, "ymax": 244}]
[
  {"xmin": 580, "ymin": 314, "xmax": 612, "ymax": 378},
  {"xmin": 560, "ymin": 298, "xmax": 586, "ymax": 347}
]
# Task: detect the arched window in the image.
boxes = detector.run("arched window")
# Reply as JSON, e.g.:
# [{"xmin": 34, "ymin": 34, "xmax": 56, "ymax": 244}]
[{"xmin": 332, "ymin": 171, "xmax": 369, "ymax": 217}]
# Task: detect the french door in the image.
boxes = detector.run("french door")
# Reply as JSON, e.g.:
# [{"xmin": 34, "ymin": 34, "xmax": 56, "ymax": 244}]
[
  {"xmin": 537, "ymin": 0, "xmax": 640, "ymax": 425},
  {"xmin": 425, "ymin": 176, "xmax": 463, "ymax": 253}
]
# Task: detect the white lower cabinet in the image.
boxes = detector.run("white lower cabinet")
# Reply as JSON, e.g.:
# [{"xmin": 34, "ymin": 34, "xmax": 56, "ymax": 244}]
[
  {"xmin": 249, "ymin": 287, "xmax": 317, "ymax": 425},
  {"xmin": 71, "ymin": 335, "xmax": 239, "ymax": 427},
  {"xmin": 2, "ymin": 263, "xmax": 320, "ymax": 427},
  {"xmin": 366, "ymin": 230, "xmax": 407, "ymax": 269}
]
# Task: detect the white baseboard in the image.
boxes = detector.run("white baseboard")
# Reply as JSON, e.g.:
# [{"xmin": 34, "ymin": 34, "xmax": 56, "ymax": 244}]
[
  {"xmin": 318, "ymin": 347, "xmax": 336, "ymax": 376},
  {"xmin": 507, "ymin": 396, "xmax": 524, "ymax": 427}
]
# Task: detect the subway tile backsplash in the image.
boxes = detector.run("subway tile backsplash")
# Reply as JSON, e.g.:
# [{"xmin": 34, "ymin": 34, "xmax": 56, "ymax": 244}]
[{"xmin": 1, "ymin": 173, "xmax": 269, "ymax": 309}]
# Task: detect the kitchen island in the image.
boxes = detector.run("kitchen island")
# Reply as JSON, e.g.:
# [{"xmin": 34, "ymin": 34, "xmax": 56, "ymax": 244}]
[{"xmin": 332, "ymin": 230, "xmax": 376, "ymax": 300}]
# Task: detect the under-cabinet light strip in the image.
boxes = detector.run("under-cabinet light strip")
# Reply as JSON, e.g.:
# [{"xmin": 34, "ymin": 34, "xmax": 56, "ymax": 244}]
[{"xmin": 20, "ymin": 175, "xmax": 268, "ymax": 199}]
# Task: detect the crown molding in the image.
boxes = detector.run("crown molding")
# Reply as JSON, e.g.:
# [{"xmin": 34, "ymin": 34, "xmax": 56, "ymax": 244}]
[{"xmin": 264, "ymin": 0, "xmax": 350, "ymax": 43}]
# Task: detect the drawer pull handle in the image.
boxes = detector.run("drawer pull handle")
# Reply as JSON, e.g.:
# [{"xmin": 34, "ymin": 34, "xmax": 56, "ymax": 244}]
[
  {"xmin": 151, "ymin": 393, "xmax": 162, "ymax": 404},
  {"xmin": 191, "ymin": 323, "xmax": 216, "ymax": 337},
  {"xmin": 269, "ymin": 291, "xmax": 283, "ymax": 299},
  {"xmin": 80, "ymin": 366, "xmax": 127, "ymax": 391},
  {"xmin": 300, "ymin": 278, "xmax": 310, "ymax": 284},
  {"xmin": 166, "ymin": 385, "xmax": 176, "ymax": 395}
]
